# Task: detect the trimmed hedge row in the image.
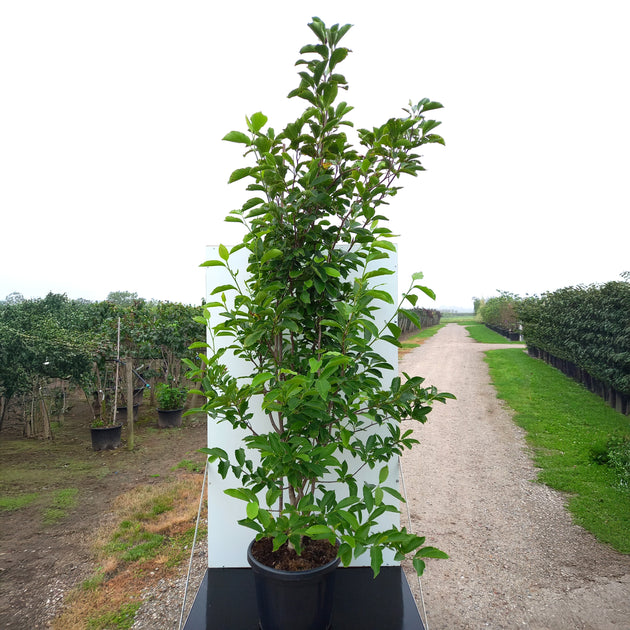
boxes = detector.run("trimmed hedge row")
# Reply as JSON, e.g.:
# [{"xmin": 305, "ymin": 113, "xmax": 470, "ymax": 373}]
[
  {"xmin": 518, "ymin": 281, "xmax": 630, "ymax": 414},
  {"xmin": 398, "ymin": 308, "xmax": 441, "ymax": 335}
]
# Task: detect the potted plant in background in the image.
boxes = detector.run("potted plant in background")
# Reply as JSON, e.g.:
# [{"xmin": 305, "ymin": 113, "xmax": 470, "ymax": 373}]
[
  {"xmin": 155, "ymin": 381, "xmax": 187, "ymax": 428},
  {"xmin": 188, "ymin": 17, "xmax": 453, "ymax": 630},
  {"xmin": 86, "ymin": 361, "xmax": 123, "ymax": 451}
]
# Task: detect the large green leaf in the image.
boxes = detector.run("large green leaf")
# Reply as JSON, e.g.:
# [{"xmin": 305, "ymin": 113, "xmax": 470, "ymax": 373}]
[{"xmin": 223, "ymin": 131, "xmax": 251, "ymax": 145}]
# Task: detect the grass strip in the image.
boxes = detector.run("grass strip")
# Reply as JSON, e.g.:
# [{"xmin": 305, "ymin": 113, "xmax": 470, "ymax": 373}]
[
  {"xmin": 44, "ymin": 487, "xmax": 79, "ymax": 525},
  {"xmin": 485, "ymin": 348, "xmax": 630, "ymax": 553},
  {"xmin": 0, "ymin": 492, "xmax": 40, "ymax": 511},
  {"xmin": 464, "ymin": 323, "xmax": 521, "ymax": 344},
  {"xmin": 86, "ymin": 601, "xmax": 141, "ymax": 630}
]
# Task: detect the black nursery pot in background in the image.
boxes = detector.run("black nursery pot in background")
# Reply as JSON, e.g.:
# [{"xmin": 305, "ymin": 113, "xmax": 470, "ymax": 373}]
[
  {"xmin": 157, "ymin": 408, "xmax": 183, "ymax": 429},
  {"xmin": 247, "ymin": 541, "xmax": 341, "ymax": 630},
  {"xmin": 90, "ymin": 424, "xmax": 122, "ymax": 451}
]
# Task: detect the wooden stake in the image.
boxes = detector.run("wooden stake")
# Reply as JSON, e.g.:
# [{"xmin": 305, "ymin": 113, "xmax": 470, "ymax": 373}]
[{"xmin": 126, "ymin": 357, "xmax": 134, "ymax": 450}]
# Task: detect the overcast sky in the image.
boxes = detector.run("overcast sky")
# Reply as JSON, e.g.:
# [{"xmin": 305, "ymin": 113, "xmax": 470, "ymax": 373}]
[{"xmin": 1, "ymin": 1, "xmax": 628, "ymax": 311}]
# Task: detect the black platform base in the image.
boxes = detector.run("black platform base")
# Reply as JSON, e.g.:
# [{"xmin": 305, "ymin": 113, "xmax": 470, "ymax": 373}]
[{"xmin": 183, "ymin": 566, "xmax": 425, "ymax": 630}]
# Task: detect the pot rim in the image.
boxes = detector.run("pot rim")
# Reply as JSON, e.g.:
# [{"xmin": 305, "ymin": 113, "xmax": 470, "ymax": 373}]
[{"xmin": 247, "ymin": 539, "xmax": 341, "ymax": 581}]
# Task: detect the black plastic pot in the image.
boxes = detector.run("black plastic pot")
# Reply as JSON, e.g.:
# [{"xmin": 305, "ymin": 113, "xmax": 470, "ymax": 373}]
[
  {"xmin": 247, "ymin": 540, "xmax": 340, "ymax": 630},
  {"xmin": 116, "ymin": 404, "xmax": 139, "ymax": 424},
  {"xmin": 90, "ymin": 424, "xmax": 122, "ymax": 451},
  {"xmin": 157, "ymin": 408, "xmax": 183, "ymax": 429},
  {"xmin": 133, "ymin": 387, "xmax": 145, "ymax": 405}
]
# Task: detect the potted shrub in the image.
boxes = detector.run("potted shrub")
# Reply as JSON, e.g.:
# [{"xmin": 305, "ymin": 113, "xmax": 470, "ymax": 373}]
[
  {"xmin": 88, "ymin": 381, "xmax": 123, "ymax": 450},
  {"xmin": 155, "ymin": 382, "xmax": 187, "ymax": 428},
  {"xmin": 188, "ymin": 17, "xmax": 453, "ymax": 629}
]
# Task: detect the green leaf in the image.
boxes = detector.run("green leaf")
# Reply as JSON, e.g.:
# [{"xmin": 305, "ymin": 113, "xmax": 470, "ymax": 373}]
[
  {"xmin": 362, "ymin": 484, "xmax": 374, "ymax": 513},
  {"xmin": 412, "ymin": 557, "xmax": 426, "ymax": 576},
  {"xmin": 309, "ymin": 358, "xmax": 323, "ymax": 373},
  {"xmin": 249, "ymin": 112, "xmax": 268, "ymax": 133},
  {"xmin": 404, "ymin": 293, "xmax": 418, "ymax": 307},
  {"xmin": 323, "ymin": 266, "xmax": 341, "ymax": 277},
  {"xmin": 305, "ymin": 525, "xmax": 332, "ymax": 537},
  {"xmin": 315, "ymin": 378, "xmax": 331, "ymax": 400},
  {"xmin": 210, "ymin": 284, "xmax": 237, "ymax": 295},
  {"xmin": 374, "ymin": 486, "xmax": 383, "ymax": 506},
  {"xmin": 200, "ymin": 447, "xmax": 228, "ymax": 461},
  {"xmin": 416, "ymin": 546, "xmax": 449, "ymax": 559},
  {"xmin": 340, "ymin": 428, "xmax": 351, "ymax": 448},
  {"xmin": 382, "ymin": 486, "xmax": 405, "ymax": 502},
  {"xmin": 322, "ymin": 82, "xmax": 338, "ymax": 107},
  {"xmin": 366, "ymin": 290, "xmax": 394, "ymax": 305},
  {"xmin": 329, "ymin": 47, "xmax": 348, "ymax": 71},
  {"xmin": 308, "ymin": 17, "xmax": 327, "ymax": 44},
  {"xmin": 412, "ymin": 271, "xmax": 424, "ymax": 281},
  {"xmin": 261, "ymin": 249, "xmax": 283, "ymax": 263},
  {"xmin": 223, "ymin": 130, "xmax": 251, "ymax": 145},
  {"xmin": 188, "ymin": 341, "xmax": 209, "ymax": 349},
  {"xmin": 338, "ymin": 542, "xmax": 353, "ymax": 566},
  {"xmin": 224, "ymin": 488, "xmax": 248, "ymax": 501},
  {"xmin": 370, "ymin": 546, "xmax": 383, "ymax": 577},
  {"xmin": 425, "ymin": 133, "xmax": 445, "ymax": 145},
  {"xmin": 251, "ymin": 372, "xmax": 274, "ymax": 387},
  {"xmin": 246, "ymin": 501, "xmax": 259, "ymax": 520},
  {"xmin": 199, "ymin": 260, "xmax": 226, "ymax": 268},
  {"xmin": 379, "ymin": 466, "xmax": 389, "ymax": 484},
  {"xmin": 228, "ymin": 167, "xmax": 252, "ymax": 183},
  {"xmin": 373, "ymin": 240, "xmax": 396, "ymax": 252},
  {"xmin": 414, "ymin": 285, "xmax": 436, "ymax": 300},
  {"xmin": 218, "ymin": 244, "xmax": 229, "ymax": 261},
  {"xmin": 399, "ymin": 308, "xmax": 422, "ymax": 330}
]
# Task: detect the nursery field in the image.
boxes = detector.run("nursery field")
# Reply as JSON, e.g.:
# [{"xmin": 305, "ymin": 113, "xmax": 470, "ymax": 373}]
[{"xmin": 0, "ymin": 392, "xmax": 208, "ymax": 630}]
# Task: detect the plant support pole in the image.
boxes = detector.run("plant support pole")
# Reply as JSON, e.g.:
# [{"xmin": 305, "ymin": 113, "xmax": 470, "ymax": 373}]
[
  {"xmin": 126, "ymin": 357, "xmax": 134, "ymax": 450},
  {"xmin": 112, "ymin": 317, "xmax": 121, "ymax": 424}
]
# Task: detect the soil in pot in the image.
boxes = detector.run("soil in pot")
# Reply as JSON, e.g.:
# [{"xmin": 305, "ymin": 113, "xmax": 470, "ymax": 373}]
[{"xmin": 250, "ymin": 537, "xmax": 338, "ymax": 571}]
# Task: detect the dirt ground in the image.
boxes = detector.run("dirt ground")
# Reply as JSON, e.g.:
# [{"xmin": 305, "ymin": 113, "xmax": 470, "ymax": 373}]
[
  {"xmin": 0, "ymin": 396, "xmax": 207, "ymax": 630},
  {"xmin": 401, "ymin": 323, "xmax": 630, "ymax": 630},
  {"xmin": 2, "ymin": 323, "xmax": 629, "ymax": 629}
]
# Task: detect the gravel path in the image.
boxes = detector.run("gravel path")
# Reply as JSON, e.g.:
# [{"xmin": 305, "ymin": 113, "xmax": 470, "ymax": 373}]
[{"xmin": 400, "ymin": 323, "xmax": 630, "ymax": 630}]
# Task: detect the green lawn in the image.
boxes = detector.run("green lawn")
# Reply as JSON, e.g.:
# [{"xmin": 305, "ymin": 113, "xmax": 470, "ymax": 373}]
[
  {"xmin": 464, "ymin": 322, "xmax": 522, "ymax": 344},
  {"xmin": 484, "ymin": 348, "xmax": 630, "ymax": 553}
]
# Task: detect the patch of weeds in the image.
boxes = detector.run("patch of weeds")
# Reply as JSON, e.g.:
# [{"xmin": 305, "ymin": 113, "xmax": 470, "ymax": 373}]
[
  {"xmin": 106, "ymin": 521, "xmax": 165, "ymax": 563},
  {"xmin": 44, "ymin": 487, "xmax": 79, "ymax": 524},
  {"xmin": 0, "ymin": 492, "xmax": 40, "ymax": 511},
  {"xmin": 593, "ymin": 435, "xmax": 630, "ymax": 490},
  {"xmin": 172, "ymin": 458, "xmax": 204, "ymax": 473},
  {"xmin": 86, "ymin": 601, "xmax": 141, "ymax": 630},
  {"xmin": 81, "ymin": 568, "xmax": 106, "ymax": 591},
  {"xmin": 133, "ymin": 494, "xmax": 174, "ymax": 520}
]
